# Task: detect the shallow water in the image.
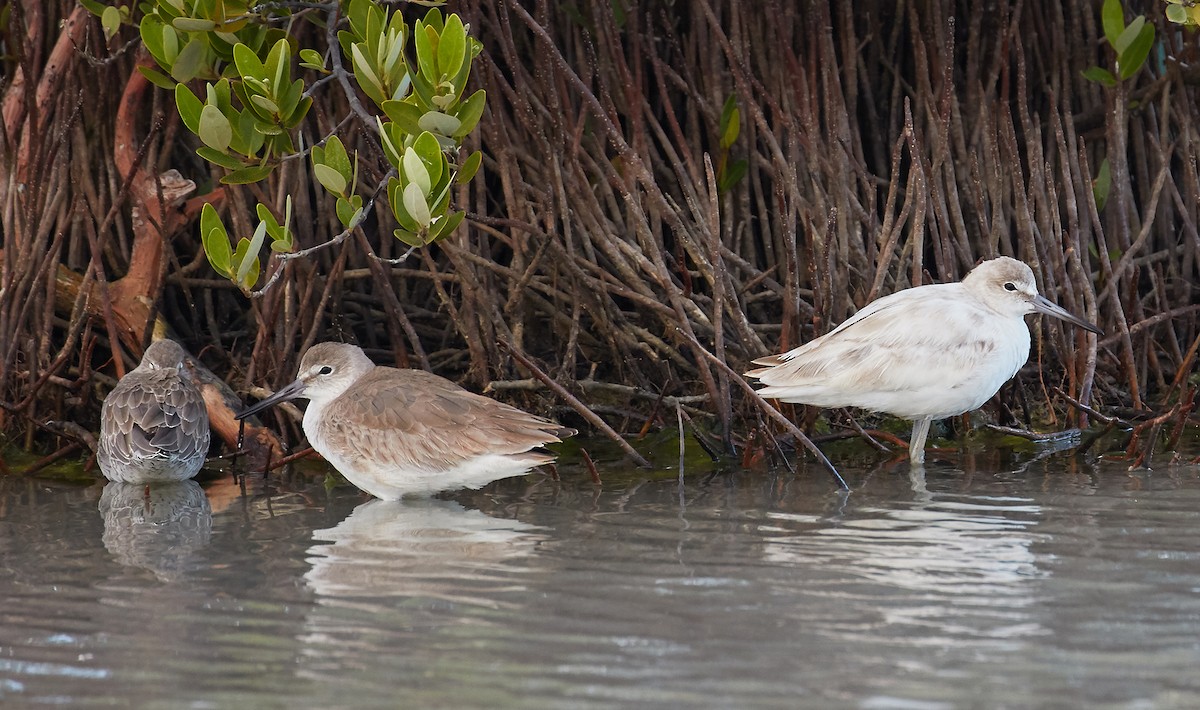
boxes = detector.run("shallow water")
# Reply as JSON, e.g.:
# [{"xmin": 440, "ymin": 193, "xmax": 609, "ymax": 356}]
[{"xmin": 2, "ymin": 447, "xmax": 1200, "ymax": 708}]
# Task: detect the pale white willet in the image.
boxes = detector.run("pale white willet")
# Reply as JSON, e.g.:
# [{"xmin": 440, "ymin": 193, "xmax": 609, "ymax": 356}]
[
  {"xmin": 97, "ymin": 339, "xmax": 211, "ymax": 483},
  {"xmin": 236, "ymin": 342, "xmax": 574, "ymax": 499},
  {"xmin": 745, "ymin": 257, "xmax": 1102, "ymax": 464}
]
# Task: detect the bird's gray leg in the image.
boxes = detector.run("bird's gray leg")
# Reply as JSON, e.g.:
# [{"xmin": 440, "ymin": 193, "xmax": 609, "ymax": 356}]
[{"xmin": 908, "ymin": 417, "xmax": 932, "ymax": 464}]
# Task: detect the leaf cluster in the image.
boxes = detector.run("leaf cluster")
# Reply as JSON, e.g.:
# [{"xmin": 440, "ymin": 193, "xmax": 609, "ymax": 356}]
[
  {"xmin": 80, "ymin": 0, "xmax": 487, "ymax": 294},
  {"xmin": 1081, "ymin": 0, "xmax": 1155, "ymax": 86}
]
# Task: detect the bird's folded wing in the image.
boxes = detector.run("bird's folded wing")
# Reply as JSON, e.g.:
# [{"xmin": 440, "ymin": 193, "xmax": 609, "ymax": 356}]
[
  {"xmin": 318, "ymin": 368, "xmax": 568, "ymax": 470},
  {"xmin": 747, "ymin": 290, "xmax": 1000, "ymax": 395},
  {"xmin": 101, "ymin": 376, "xmax": 209, "ymax": 460}
]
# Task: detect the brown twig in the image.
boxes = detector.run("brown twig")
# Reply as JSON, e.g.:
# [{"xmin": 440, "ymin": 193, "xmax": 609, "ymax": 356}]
[{"xmin": 497, "ymin": 338, "xmax": 652, "ymax": 468}]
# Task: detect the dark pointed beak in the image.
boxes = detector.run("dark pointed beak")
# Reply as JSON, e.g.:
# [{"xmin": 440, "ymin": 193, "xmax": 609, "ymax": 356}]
[
  {"xmin": 1031, "ymin": 295, "xmax": 1104, "ymax": 335},
  {"xmin": 236, "ymin": 379, "xmax": 307, "ymax": 420}
]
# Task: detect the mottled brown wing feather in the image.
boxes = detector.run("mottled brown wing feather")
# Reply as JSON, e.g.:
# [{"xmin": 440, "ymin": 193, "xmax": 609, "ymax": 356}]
[
  {"xmin": 99, "ymin": 369, "xmax": 210, "ymax": 463},
  {"xmin": 316, "ymin": 367, "xmax": 568, "ymax": 471}
]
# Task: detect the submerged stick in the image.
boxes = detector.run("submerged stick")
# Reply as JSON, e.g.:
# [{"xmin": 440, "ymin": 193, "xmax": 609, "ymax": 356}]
[{"xmin": 676, "ymin": 401, "xmax": 685, "ymax": 486}]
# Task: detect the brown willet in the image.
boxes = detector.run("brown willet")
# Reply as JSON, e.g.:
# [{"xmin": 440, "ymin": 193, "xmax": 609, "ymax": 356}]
[
  {"xmin": 97, "ymin": 339, "xmax": 211, "ymax": 483},
  {"xmin": 745, "ymin": 257, "xmax": 1102, "ymax": 464},
  {"xmin": 236, "ymin": 342, "xmax": 574, "ymax": 499}
]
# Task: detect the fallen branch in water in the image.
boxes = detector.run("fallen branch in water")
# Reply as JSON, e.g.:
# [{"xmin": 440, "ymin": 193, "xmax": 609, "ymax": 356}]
[{"xmin": 986, "ymin": 424, "xmax": 1084, "ymax": 443}]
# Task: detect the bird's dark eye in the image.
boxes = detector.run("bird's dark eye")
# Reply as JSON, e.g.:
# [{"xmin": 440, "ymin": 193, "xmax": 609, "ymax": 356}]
[
  {"xmin": 317, "ymin": 366, "xmax": 334, "ymax": 375},
  {"xmin": 1003, "ymin": 282, "xmax": 1017, "ymax": 292}
]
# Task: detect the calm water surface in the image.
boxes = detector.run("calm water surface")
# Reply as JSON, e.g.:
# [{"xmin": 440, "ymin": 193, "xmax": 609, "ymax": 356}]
[{"xmin": 2, "ymin": 447, "xmax": 1200, "ymax": 708}]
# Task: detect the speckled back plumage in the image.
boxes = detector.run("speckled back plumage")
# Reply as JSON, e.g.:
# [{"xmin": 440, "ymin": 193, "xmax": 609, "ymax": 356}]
[{"xmin": 97, "ymin": 340, "xmax": 210, "ymax": 483}]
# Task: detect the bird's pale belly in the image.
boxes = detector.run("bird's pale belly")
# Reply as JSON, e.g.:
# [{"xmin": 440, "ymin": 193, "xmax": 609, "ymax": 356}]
[{"xmin": 874, "ymin": 342, "xmax": 1027, "ymax": 420}]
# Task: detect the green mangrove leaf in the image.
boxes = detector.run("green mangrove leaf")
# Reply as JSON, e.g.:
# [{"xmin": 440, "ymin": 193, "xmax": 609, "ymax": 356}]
[
  {"xmin": 418, "ymin": 110, "xmax": 461, "ymax": 136},
  {"xmin": 236, "ymin": 221, "xmax": 267, "ymax": 286},
  {"xmin": 456, "ymin": 150, "xmax": 482, "ymax": 184},
  {"xmin": 200, "ymin": 203, "xmax": 232, "ymax": 277},
  {"xmin": 382, "ymin": 100, "xmax": 424, "ymax": 135},
  {"xmin": 138, "ymin": 66, "xmax": 177, "ymax": 90},
  {"xmin": 171, "ymin": 36, "xmax": 209, "ymax": 83},
  {"xmin": 718, "ymin": 159, "xmax": 748, "ymax": 193},
  {"xmin": 198, "ymin": 104, "xmax": 233, "ymax": 151},
  {"xmin": 393, "ymin": 228, "xmax": 424, "ymax": 247},
  {"xmin": 161, "ymin": 24, "xmax": 180, "ymax": 64},
  {"xmin": 196, "ymin": 146, "xmax": 246, "ymax": 170},
  {"xmin": 451, "ymin": 89, "xmax": 485, "ymax": 137},
  {"xmin": 175, "ymin": 84, "xmax": 203, "ymax": 134},
  {"xmin": 351, "ymin": 44, "xmax": 385, "ymax": 104},
  {"xmin": 172, "ymin": 17, "xmax": 215, "ymax": 32},
  {"xmin": 1081, "ymin": 66, "xmax": 1117, "ymax": 86},
  {"xmin": 412, "ymin": 131, "xmax": 441, "ymax": 168},
  {"xmin": 389, "ymin": 180, "xmax": 420, "ymax": 232},
  {"xmin": 233, "ymin": 41, "xmax": 267, "ymax": 80},
  {"xmin": 720, "ymin": 105, "xmax": 740, "ymax": 149},
  {"xmin": 1114, "ymin": 16, "xmax": 1144, "ymax": 55},
  {"xmin": 101, "ymin": 6, "xmax": 122, "ymax": 40},
  {"xmin": 414, "ymin": 20, "xmax": 436, "ymax": 82},
  {"xmin": 313, "ymin": 163, "xmax": 348, "ymax": 196},
  {"xmin": 79, "ymin": 0, "xmax": 109, "ymax": 16},
  {"xmin": 403, "ymin": 182, "xmax": 431, "ymax": 227},
  {"xmin": 299, "ymin": 48, "xmax": 326, "ymax": 69},
  {"xmin": 1117, "ymin": 23, "xmax": 1154, "ymax": 80},
  {"xmin": 377, "ymin": 118, "xmax": 403, "ymax": 168},
  {"xmin": 336, "ymin": 195, "xmax": 365, "ymax": 229},
  {"xmin": 1101, "ymin": 0, "xmax": 1125, "ymax": 48},
  {"xmin": 430, "ymin": 209, "xmax": 465, "ymax": 242},
  {"xmin": 221, "ymin": 164, "xmax": 274, "ymax": 185},
  {"xmin": 437, "ymin": 14, "xmax": 466, "ymax": 79},
  {"xmin": 250, "ymin": 94, "xmax": 281, "ymax": 115},
  {"xmin": 403, "ymin": 149, "xmax": 432, "ymax": 195},
  {"xmin": 324, "ymin": 136, "xmax": 353, "ymax": 182}
]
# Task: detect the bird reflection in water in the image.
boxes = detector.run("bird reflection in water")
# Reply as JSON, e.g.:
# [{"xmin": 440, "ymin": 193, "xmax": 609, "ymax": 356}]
[
  {"xmin": 99, "ymin": 479, "xmax": 213, "ymax": 581},
  {"xmin": 304, "ymin": 498, "xmax": 544, "ymax": 608}
]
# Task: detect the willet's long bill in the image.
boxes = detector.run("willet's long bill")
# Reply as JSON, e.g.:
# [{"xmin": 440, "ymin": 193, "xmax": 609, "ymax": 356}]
[
  {"xmin": 236, "ymin": 342, "xmax": 574, "ymax": 500},
  {"xmin": 745, "ymin": 257, "xmax": 1102, "ymax": 464},
  {"xmin": 97, "ymin": 339, "xmax": 211, "ymax": 483}
]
